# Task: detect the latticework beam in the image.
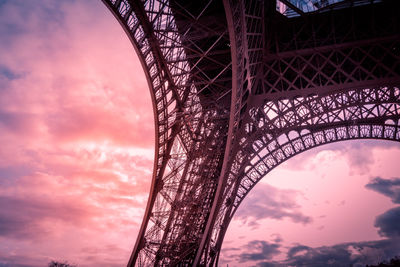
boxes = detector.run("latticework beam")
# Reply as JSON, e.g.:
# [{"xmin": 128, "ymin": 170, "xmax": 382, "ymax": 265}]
[{"xmin": 100, "ymin": 0, "xmax": 400, "ymax": 266}]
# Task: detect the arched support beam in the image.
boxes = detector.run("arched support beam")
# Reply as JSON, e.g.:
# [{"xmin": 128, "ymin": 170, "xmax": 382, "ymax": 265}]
[
  {"xmin": 210, "ymin": 122, "xmax": 400, "ymax": 264},
  {"xmin": 208, "ymin": 86, "xmax": 400, "ymax": 265},
  {"xmin": 100, "ymin": 0, "xmax": 400, "ymax": 265},
  {"xmin": 193, "ymin": 0, "xmax": 265, "ymax": 265},
  {"xmin": 101, "ymin": 0, "xmax": 232, "ymax": 265}
]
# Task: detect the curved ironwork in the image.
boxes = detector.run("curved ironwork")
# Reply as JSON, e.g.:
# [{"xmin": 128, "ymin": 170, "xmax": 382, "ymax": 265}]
[
  {"xmin": 200, "ymin": 0, "xmax": 400, "ymax": 265},
  {"xmin": 101, "ymin": 0, "xmax": 400, "ymax": 266},
  {"xmin": 207, "ymin": 86, "xmax": 400, "ymax": 265},
  {"xmin": 101, "ymin": 0, "xmax": 232, "ymax": 265}
]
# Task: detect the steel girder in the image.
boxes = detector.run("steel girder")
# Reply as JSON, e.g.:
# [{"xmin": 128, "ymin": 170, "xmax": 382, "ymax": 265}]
[
  {"xmin": 101, "ymin": 0, "xmax": 232, "ymax": 265},
  {"xmin": 202, "ymin": 1, "xmax": 400, "ymax": 266},
  {"xmin": 101, "ymin": 0, "xmax": 400, "ymax": 266}
]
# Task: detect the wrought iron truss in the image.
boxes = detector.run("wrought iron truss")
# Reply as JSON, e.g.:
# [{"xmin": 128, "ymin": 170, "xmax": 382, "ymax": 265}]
[{"xmin": 101, "ymin": 0, "xmax": 400, "ymax": 266}]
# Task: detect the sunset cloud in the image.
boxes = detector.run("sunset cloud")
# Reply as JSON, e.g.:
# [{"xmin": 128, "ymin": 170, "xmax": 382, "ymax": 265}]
[
  {"xmin": 229, "ymin": 175, "xmax": 400, "ymax": 266},
  {"xmin": 221, "ymin": 240, "xmax": 282, "ymax": 266},
  {"xmin": 375, "ymin": 207, "xmax": 400, "ymax": 238},
  {"xmin": 278, "ymin": 238, "xmax": 400, "ymax": 267},
  {"xmin": 0, "ymin": 0, "xmax": 153, "ymax": 266},
  {"xmin": 366, "ymin": 177, "xmax": 400, "ymax": 204},
  {"xmin": 238, "ymin": 240, "xmax": 281, "ymax": 262},
  {"xmin": 223, "ymin": 146, "xmax": 400, "ymax": 266},
  {"xmin": 235, "ymin": 183, "xmax": 312, "ymax": 228}
]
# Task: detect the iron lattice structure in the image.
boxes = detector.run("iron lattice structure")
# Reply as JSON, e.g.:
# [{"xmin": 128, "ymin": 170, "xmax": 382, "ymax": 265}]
[{"xmin": 101, "ymin": 0, "xmax": 400, "ymax": 265}]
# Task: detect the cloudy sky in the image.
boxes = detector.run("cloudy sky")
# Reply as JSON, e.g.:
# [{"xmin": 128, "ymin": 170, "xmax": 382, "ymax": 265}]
[{"xmin": 0, "ymin": 1, "xmax": 399, "ymax": 267}]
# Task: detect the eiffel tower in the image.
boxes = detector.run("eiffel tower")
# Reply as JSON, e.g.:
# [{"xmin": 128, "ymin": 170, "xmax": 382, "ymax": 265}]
[{"xmin": 101, "ymin": 0, "xmax": 400, "ymax": 265}]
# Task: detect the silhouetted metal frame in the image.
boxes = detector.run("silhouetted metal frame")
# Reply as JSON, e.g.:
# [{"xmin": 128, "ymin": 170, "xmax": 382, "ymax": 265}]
[
  {"xmin": 202, "ymin": 0, "xmax": 400, "ymax": 265},
  {"xmin": 101, "ymin": 0, "xmax": 196, "ymax": 264},
  {"xmin": 100, "ymin": 0, "xmax": 400, "ymax": 266},
  {"xmin": 101, "ymin": 0, "xmax": 233, "ymax": 265}
]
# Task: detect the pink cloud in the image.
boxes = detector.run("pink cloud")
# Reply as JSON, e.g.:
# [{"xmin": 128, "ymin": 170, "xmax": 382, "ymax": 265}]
[
  {"xmin": 0, "ymin": 0, "xmax": 154, "ymax": 266},
  {"xmin": 222, "ymin": 143, "xmax": 400, "ymax": 266}
]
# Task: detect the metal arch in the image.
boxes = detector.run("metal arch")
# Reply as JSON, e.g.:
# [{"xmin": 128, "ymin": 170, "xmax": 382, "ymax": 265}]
[
  {"xmin": 101, "ymin": 0, "xmax": 233, "ymax": 265},
  {"xmin": 200, "ymin": 0, "xmax": 400, "ymax": 265},
  {"xmin": 235, "ymin": 123, "xmax": 400, "ymax": 209},
  {"xmin": 100, "ymin": 0, "xmax": 400, "ymax": 266},
  {"xmin": 210, "ymin": 121, "xmax": 400, "ymax": 265},
  {"xmin": 100, "ymin": 2, "xmax": 181, "ymax": 263},
  {"xmin": 193, "ymin": 0, "xmax": 266, "ymax": 265},
  {"xmin": 101, "ymin": 1, "xmax": 196, "ymax": 264},
  {"xmin": 228, "ymin": 85, "xmax": 400, "ymax": 220}
]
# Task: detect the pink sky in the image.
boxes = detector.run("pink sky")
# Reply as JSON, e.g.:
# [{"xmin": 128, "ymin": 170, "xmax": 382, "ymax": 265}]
[
  {"xmin": 0, "ymin": 1, "xmax": 153, "ymax": 266},
  {"xmin": 222, "ymin": 141, "xmax": 400, "ymax": 266},
  {"xmin": 0, "ymin": 1, "xmax": 399, "ymax": 266}
]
